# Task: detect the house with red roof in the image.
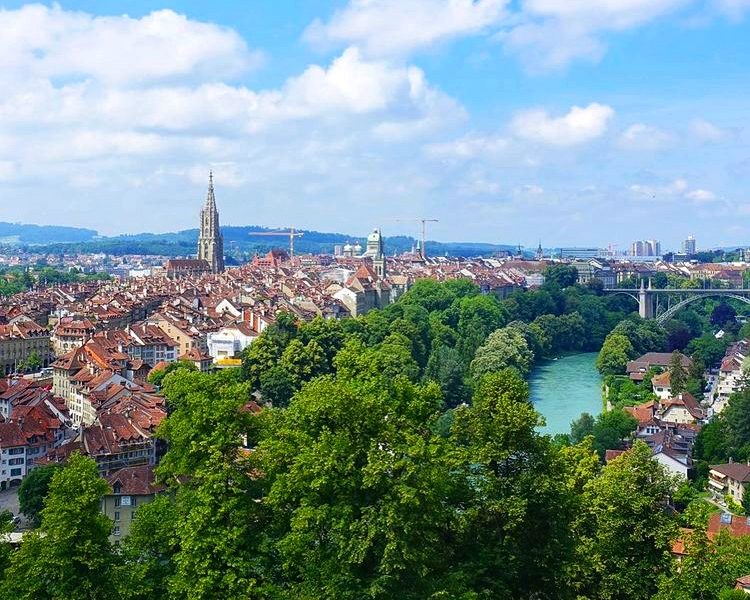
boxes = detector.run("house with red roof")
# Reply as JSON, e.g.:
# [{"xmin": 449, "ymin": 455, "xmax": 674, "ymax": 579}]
[{"xmin": 102, "ymin": 464, "xmax": 164, "ymax": 541}]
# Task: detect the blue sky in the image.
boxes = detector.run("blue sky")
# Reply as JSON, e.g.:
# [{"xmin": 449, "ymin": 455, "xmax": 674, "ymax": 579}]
[{"xmin": 0, "ymin": 1, "xmax": 748, "ymax": 250}]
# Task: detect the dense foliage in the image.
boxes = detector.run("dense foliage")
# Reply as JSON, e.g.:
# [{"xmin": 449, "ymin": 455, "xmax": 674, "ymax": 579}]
[
  {"xmin": 0, "ymin": 266, "xmax": 109, "ymax": 297},
  {"xmin": 3, "ymin": 277, "xmax": 748, "ymax": 598}
]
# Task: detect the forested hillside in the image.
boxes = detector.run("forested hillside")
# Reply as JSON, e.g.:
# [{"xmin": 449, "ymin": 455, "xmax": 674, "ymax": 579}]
[{"xmin": 3, "ymin": 223, "xmax": 514, "ymax": 258}]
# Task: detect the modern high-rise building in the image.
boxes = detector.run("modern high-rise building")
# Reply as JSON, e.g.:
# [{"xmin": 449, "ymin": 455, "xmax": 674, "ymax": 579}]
[
  {"xmin": 197, "ymin": 172, "xmax": 225, "ymax": 273},
  {"xmin": 630, "ymin": 240, "xmax": 661, "ymax": 257},
  {"xmin": 682, "ymin": 235, "xmax": 696, "ymax": 255}
]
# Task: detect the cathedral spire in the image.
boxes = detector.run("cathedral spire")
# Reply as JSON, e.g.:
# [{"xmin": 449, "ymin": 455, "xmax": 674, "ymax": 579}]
[
  {"xmin": 205, "ymin": 170, "xmax": 216, "ymax": 210},
  {"xmin": 197, "ymin": 171, "xmax": 225, "ymax": 273}
]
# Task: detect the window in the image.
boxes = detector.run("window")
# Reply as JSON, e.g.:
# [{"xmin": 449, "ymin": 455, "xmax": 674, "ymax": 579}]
[
  {"xmin": 10, "ymin": 468, "xmax": 22, "ymax": 476},
  {"xmin": 114, "ymin": 511, "xmax": 120, "ymax": 522},
  {"xmin": 121, "ymin": 496, "xmax": 132, "ymax": 507},
  {"xmin": 8, "ymin": 448, "xmax": 24, "ymax": 455},
  {"xmin": 113, "ymin": 526, "xmax": 120, "ymax": 536},
  {"xmin": 114, "ymin": 497, "xmax": 121, "ymax": 508}
]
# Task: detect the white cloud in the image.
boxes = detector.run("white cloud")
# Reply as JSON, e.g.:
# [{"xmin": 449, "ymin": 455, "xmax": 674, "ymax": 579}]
[
  {"xmin": 457, "ymin": 165, "xmax": 503, "ymax": 195},
  {"xmin": 0, "ymin": 5, "xmax": 261, "ymax": 86},
  {"xmin": 690, "ymin": 118, "xmax": 729, "ymax": 142},
  {"xmin": 279, "ymin": 47, "xmax": 410, "ymax": 115},
  {"xmin": 424, "ymin": 132, "xmax": 511, "ymax": 159},
  {"xmin": 501, "ymin": 0, "xmax": 690, "ymax": 69},
  {"xmin": 305, "ymin": 0, "xmax": 508, "ymax": 57},
  {"xmin": 630, "ymin": 179, "xmax": 719, "ymax": 204},
  {"xmin": 713, "ymin": 0, "xmax": 750, "ymax": 20},
  {"xmin": 510, "ymin": 103, "xmax": 614, "ymax": 146},
  {"xmin": 0, "ymin": 5, "xmax": 474, "ymax": 234},
  {"xmin": 630, "ymin": 178, "xmax": 688, "ymax": 197},
  {"xmin": 685, "ymin": 188, "xmax": 717, "ymax": 202},
  {"xmin": 618, "ymin": 123, "xmax": 674, "ymax": 151}
]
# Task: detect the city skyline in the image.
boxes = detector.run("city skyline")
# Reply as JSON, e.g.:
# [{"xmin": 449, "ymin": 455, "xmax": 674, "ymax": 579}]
[{"xmin": 0, "ymin": 1, "xmax": 747, "ymax": 247}]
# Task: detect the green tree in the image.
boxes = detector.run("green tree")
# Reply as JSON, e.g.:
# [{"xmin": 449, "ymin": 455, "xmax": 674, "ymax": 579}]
[
  {"xmin": 147, "ymin": 359, "xmax": 198, "ymax": 387},
  {"xmin": 680, "ymin": 498, "xmax": 715, "ymax": 528},
  {"xmin": 18, "ymin": 463, "xmax": 62, "ymax": 527},
  {"xmin": 590, "ymin": 408, "xmax": 638, "ymax": 458},
  {"xmin": 470, "ymin": 326, "xmax": 534, "ymax": 380},
  {"xmin": 455, "ymin": 293, "xmax": 507, "ymax": 361},
  {"xmin": 610, "ymin": 319, "xmax": 668, "ymax": 355},
  {"xmin": 574, "ymin": 442, "xmax": 678, "ymax": 600},
  {"xmin": 157, "ymin": 369, "xmax": 270, "ymax": 599},
  {"xmin": 570, "ymin": 412, "xmax": 596, "ymax": 443},
  {"xmin": 241, "ymin": 315, "xmax": 298, "ymax": 388},
  {"xmin": 259, "ymin": 364, "xmax": 296, "ymax": 407},
  {"xmin": 723, "ymin": 388, "xmax": 750, "ymax": 458},
  {"xmin": 334, "ymin": 335, "xmax": 420, "ymax": 383},
  {"xmin": 669, "ymin": 350, "xmax": 688, "ymax": 394},
  {"xmin": 0, "ymin": 510, "xmax": 12, "ymax": 580},
  {"xmin": 664, "ymin": 319, "xmax": 692, "ymax": 351},
  {"xmin": 19, "ymin": 350, "xmax": 43, "ymax": 373},
  {"xmin": 280, "ymin": 338, "xmax": 327, "ymax": 386},
  {"xmin": 424, "ymin": 344, "xmax": 468, "ymax": 407},
  {"xmin": 4, "ymin": 453, "xmax": 116, "ymax": 600},
  {"xmin": 532, "ymin": 312, "xmax": 586, "ymax": 355},
  {"xmin": 597, "ymin": 333, "xmax": 636, "ymax": 376},
  {"xmin": 711, "ymin": 302, "xmax": 738, "ymax": 328},
  {"xmin": 688, "ymin": 333, "xmax": 730, "ymax": 368},
  {"xmin": 117, "ymin": 495, "xmax": 178, "ymax": 600},
  {"xmin": 507, "ymin": 319, "xmax": 551, "ymax": 358},
  {"xmin": 544, "ymin": 264, "xmax": 578, "ymax": 288},
  {"xmin": 654, "ymin": 531, "xmax": 750, "ymax": 600},
  {"xmin": 258, "ymin": 374, "xmax": 461, "ymax": 599},
  {"xmin": 451, "ymin": 369, "xmax": 577, "ymax": 597}
]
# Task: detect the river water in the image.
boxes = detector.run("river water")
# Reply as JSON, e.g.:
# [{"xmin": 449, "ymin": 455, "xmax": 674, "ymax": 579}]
[{"xmin": 529, "ymin": 352, "xmax": 603, "ymax": 436}]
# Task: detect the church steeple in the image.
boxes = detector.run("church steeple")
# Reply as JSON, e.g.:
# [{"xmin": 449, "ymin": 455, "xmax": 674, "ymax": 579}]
[
  {"xmin": 197, "ymin": 171, "xmax": 225, "ymax": 273},
  {"xmin": 206, "ymin": 171, "xmax": 216, "ymax": 209}
]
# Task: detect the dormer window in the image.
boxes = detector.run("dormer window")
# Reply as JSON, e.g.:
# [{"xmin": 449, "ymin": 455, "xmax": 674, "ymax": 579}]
[{"xmin": 113, "ymin": 481, "xmax": 122, "ymax": 494}]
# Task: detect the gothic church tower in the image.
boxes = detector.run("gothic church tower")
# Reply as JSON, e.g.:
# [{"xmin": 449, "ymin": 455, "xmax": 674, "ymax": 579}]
[{"xmin": 197, "ymin": 172, "xmax": 225, "ymax": 273}]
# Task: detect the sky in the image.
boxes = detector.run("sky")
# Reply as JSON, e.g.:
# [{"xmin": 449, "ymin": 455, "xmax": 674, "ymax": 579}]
[{"xmin": 0, "ymin": 1, "xmax": 748, "ymax": 250}]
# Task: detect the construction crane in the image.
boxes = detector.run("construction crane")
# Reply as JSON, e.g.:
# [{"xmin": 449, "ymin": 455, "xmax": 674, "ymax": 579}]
[
  {"xmin": 390, "ymin": 218, "xmax": 439, "ymax": 258},
  {"xmin": 248, "ymin": 228, "xmax": 304, "ymax": 258}
]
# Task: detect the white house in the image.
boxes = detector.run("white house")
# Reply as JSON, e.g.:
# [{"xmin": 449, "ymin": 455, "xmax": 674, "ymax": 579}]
[
  {"xmin": 651, "ymin": 371, "xmax": 672, "ymax": 400},
  {"xmin": 0, "ymin": 423, "xmax": 27, "ymax": 490},
  {"xmin": 207, "ymin": 323, "xmax": 258, "ymax": 363}
]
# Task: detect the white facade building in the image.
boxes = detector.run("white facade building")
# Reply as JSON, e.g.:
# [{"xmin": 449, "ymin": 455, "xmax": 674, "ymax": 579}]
[{"xmin": 207, "ymin": 324, "xmax": 258, "ymax": 362}]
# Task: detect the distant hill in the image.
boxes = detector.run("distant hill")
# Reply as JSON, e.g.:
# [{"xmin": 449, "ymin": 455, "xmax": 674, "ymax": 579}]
[
  {"xmin": 0, "ymin": 222, "xmax": 98, "ymax": 244},
  {"xmin": 1, "ymin": 223, "xmax": 514, "ymax": 258}
]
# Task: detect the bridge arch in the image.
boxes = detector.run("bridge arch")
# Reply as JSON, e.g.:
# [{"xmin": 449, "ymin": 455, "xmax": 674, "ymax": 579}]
[
  {"xmin": 656, "ymin": 293, "xmax": 750, "ymax": 324},
  {"xmin": 605, "ymin": 291, "xmax": 640, "ymax": 304}
]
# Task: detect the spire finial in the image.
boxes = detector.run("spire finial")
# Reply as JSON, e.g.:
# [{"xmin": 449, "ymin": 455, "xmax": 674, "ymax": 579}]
[{"xmin": 209, "ymin": 170, "xmax": 213, "ymax": 189}]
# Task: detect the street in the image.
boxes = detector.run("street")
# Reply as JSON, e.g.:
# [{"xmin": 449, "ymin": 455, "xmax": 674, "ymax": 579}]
[{"xmin": 0, "ymin": 488, "xmax": 28, "ymax": 530}]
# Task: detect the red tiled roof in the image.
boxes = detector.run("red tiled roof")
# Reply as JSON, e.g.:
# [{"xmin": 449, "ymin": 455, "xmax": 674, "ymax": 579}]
[
  {"xmin": 105, "ymin": 465, "xmax": 163, "ymax": 496},
  {"xmin": 708, "ymin": 512, "xmax": 750, "ymax": 539}
]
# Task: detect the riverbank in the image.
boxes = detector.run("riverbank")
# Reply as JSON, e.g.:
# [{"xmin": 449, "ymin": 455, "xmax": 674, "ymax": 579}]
[{"xmin": 529, "ymin": 352, "xmax": 603, "ymax": 435}]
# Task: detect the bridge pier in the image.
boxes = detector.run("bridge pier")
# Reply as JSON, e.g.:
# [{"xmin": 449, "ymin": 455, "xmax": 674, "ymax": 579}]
[{"xmin": 638, "ymin": 280, "xmax": 655, "ymax": 319}]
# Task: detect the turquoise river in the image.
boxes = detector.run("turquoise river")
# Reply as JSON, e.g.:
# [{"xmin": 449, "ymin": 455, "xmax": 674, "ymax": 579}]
[{"xmin": 529, "ymin": 352, "xmax": 603, "ymax": 435}]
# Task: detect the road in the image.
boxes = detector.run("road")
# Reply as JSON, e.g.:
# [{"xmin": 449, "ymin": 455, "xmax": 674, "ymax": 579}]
[{"xmin": 0, "ymin": 488, "xmax": 30, "ymax": 530}]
